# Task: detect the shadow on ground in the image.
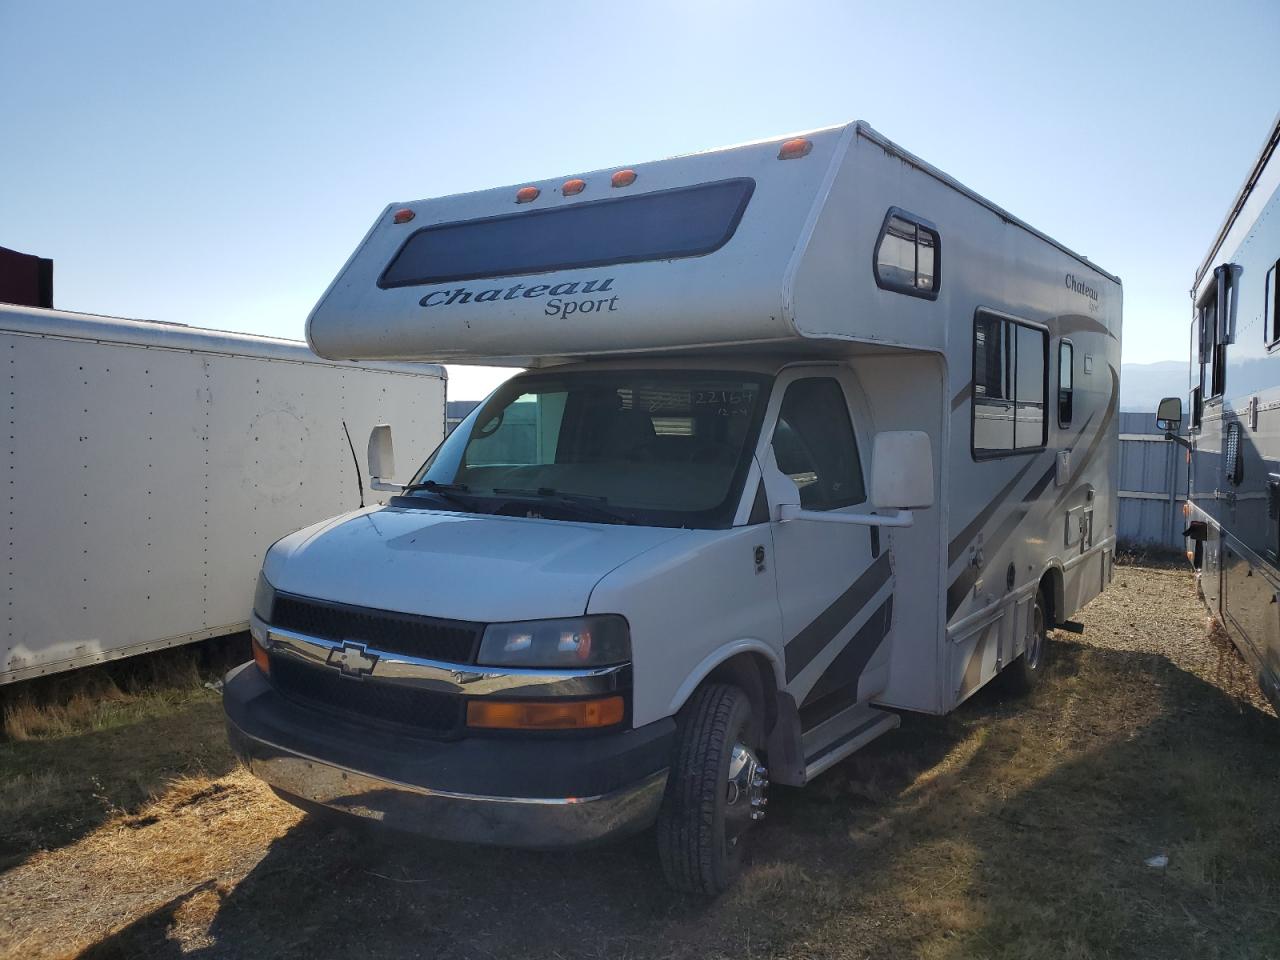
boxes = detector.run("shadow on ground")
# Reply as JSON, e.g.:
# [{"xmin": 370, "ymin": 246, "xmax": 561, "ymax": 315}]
[{"xmin": 78, "ymin": 643, "xmax": 1280, "ymax": 960}]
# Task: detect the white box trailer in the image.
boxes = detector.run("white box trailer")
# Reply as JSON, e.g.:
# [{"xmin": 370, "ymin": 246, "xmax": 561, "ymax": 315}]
[
  {"xmin": 226, "ymin": 121, "xmax": 1121, "ymax": 894},
  {"xmin": 1, "ymin": 305, "xmax": 445, "ymax": 684}
]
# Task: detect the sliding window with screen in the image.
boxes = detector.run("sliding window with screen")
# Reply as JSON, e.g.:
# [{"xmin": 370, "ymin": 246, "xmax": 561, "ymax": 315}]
[{"xmin": 972, "ymin": 310, "xmax": 1048, "ymax": 458}]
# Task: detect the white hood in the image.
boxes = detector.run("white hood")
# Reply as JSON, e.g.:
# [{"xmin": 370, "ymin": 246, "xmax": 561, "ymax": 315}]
[{"xmin": 262, "ymin": 506, "xmax": 689, "ymax": 624}]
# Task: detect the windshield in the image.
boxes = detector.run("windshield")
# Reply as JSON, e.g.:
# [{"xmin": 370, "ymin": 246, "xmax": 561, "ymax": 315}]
[{"xmin": 406, "ymin": 370, "xmax": 771, "ymax": 528}]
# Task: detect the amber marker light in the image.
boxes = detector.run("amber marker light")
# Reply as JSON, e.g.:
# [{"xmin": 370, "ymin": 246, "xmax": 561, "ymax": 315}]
[
  {"xmin": 611, "ymin": 169, "xmax": 637, "ymax": 188},
  {"xmin": 392, "ymin": 208, "xmax": 415, "ymax": 224},
  {"xmin": 562, "ymin": 178, "xmax": 586, "ymax": 196},
  {"xmin": 467, "ymin": 696, "xmax": 624, "ymax": 731},
  {"xmin": 252, "ymin": 636, "xmax": 271, "ymax": 676},
  {"xmin": 516, "ymin": 186, "xmax": 541, "ymax": 204},
  {"xmin": 777, "ymin": 137, "xmax": 813, "ymax": 160}
]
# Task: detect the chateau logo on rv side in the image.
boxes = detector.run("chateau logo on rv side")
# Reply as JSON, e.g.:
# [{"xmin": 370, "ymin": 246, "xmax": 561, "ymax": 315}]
[
  {"xmin": 1065, "ymin": 273, "xmax": 1099, "ymax": 303},
  {"xmin": 419, "ymin": 277, "xmax": 618, "ymax": 321}
]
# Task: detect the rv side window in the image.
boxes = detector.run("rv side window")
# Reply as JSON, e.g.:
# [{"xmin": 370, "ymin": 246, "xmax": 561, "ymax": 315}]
[
  {"xmin": 1058, "ymin": 340, "xmax": 1074, "ymax": 427},
  {"xmin": 772, "ymin": 378, "xmax": 866, "ymax": 510},
  {"xmin": 873, "ymin": 208, "xmax": 940, "ymax": 300},
  {"xmin": 1267, "ymin": 261, "xmax": 1279, "ymax": 347},
  {"xmin": 1198, "ymin": 268, "xmax": 1234, "ymax": 398},
  {"xmin": 972, "ymin": 312, "xmax": 1047, "ymax": 457}
]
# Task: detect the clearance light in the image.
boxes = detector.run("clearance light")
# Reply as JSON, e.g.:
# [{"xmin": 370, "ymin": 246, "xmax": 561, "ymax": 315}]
[
  {"xmin": 611, "ymin": 169, "xmax": 637, "ymax": 188},
  {"xmin": 778, "ymin": 137, "xmax": 813, "ymax": 160},
  {"xmin": 516, "ymin": 186, "xmax": 540, "ymax": 204},
  {"xmin": 252, "ymin": 636, "xmax": 271, "ymax": 676},
  {"xmin": 466, "ymin": 696, "xmax": 625, "ymax": 730},
  {"xmin": 392, "ymin": 208, "xmax": 415, "ymax": 224},
  {"xmin": 562, "ymin": 178, "xmax": 586, "ymax": 196}
]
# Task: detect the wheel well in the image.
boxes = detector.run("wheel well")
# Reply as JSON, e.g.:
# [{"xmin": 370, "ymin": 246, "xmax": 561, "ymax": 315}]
[
  {"xmin": 1039, "ymin": 567, "xmax": 1064, "ymax": 627},
  {"xmin": 701, "ymin": 653, "xmax": 778, "ymax": 741}
]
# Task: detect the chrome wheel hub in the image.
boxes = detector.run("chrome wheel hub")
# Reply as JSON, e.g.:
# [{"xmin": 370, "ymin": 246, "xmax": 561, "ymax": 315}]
[{"xmin": 724, "ymin": 742, "xmax": 768, "ymax": 847}]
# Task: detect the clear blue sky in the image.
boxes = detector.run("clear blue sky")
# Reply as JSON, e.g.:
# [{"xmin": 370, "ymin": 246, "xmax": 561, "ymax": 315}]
[{"xmin": 3, "ymin": 0, "xmax": 1277, "ymax": 398}]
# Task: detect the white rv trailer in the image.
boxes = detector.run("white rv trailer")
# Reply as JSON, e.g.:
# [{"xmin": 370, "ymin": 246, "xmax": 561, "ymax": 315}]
[
  {"xmin": 224, "ymin": 121, "xmax": 1122, "ymax": 894},
  {"xmin": 1157, "ymin": 113, "xmax": 1280, "ymax": 709},
  {"xmin": 1, "ymin": 304, "xmax": 445, "ymax": 684}
]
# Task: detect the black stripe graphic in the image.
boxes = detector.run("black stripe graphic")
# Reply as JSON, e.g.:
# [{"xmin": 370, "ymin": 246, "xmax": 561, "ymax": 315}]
[
  {"xmin": 946, "ymin": 564, "xmax": 980, "ymax": 621},
  {"xmin": 784, "ymin": 553, "xmax": 892, "ymax": 682},
  {"xmin": 1052, "ymin": 366, "xmax": 1119, "ymax": 509},
  {"xmin": 948, "ymin": 457, "xmax": 1039, "ymax": 566},
  {"xmin": 1053, "ymin": 313, "xmax": 1119, "ymax": 341},
  {"xmin": 801, "ymin": 597, "xmax": 893, "ymax": 707}
]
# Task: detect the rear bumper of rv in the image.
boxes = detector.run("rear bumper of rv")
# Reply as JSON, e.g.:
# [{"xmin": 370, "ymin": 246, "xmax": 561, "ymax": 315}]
[{"xmin": 222, "ymin": 662, "xmax": 673, "ymax": 848}]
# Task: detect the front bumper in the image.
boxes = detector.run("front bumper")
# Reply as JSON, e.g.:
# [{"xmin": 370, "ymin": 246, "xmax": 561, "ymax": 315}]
[{"xmin": 223, "ymin": 663, "xmax": 674, "ymax": 848}]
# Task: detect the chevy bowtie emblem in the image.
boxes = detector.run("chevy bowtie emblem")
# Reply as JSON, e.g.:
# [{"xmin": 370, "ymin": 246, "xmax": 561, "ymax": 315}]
[{"xmin": 327, "ymin": 641, "xmax": 379, "ymax": 678}]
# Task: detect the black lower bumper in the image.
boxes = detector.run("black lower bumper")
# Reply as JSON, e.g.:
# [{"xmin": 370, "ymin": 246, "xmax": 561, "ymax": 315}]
[{"xmin": 222, "ymin": 663, "xmax": 675, "ymax": 847}]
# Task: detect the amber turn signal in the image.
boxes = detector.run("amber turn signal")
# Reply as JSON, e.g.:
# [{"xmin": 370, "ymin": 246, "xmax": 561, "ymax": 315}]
[
  {"xmin": 252, "ymin": 636, "xmax": 271, "ymax": 676},
  {"xmin": 466, "ymin": 696, "xmax": 624, "ymax": 730},
  {"xmin": 777, "ymin": 137, "xmax": 813, "ymax": 160}
]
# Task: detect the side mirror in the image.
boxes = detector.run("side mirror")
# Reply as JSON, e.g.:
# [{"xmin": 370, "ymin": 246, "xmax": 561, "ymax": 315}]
[
  {"xmin": 870, "ymin": 431, "xmax": 935, "ymax": 511},
  {"xmin": 1156, "ymin": 396, "xmax": 1182, "ymax": 433},
  {"xmin": 368, "ymin": 424, "xmax": 400, "ymax": 491}
]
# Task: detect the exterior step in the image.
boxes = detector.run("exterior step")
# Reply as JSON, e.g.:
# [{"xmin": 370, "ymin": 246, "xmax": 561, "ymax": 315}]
[{"xmin": 801, "ymin": 703, "xmax": 900, "ymax": 782}]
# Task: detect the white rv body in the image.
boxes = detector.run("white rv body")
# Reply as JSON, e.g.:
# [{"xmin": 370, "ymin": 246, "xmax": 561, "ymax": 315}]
[
  {"xmin": 226, "ymin": 122, "xmax": 1121, "ymax": 891},
  {"xmin": 2, "ymin": 305, "xmax": 445, "ymax": 683}
]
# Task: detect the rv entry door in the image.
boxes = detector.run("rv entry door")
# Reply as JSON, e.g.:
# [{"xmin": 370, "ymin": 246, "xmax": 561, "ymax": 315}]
[{"xmin": 762, "ymin": 369, "xmax": 895, "ymax": 712}]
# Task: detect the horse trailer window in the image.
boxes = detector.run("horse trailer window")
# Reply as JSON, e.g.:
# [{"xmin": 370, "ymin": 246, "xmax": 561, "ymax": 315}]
[
  {"xmin": 379, "ymin": 178, "xmax": 755, "ymax": 288},
  {"xmin": 972, "ymin": 311, "xmax": 1047, "ymax": 458},
  {"xmin": 1267, "ymin": 261, "xmax": 1279, "ymax": 347},
  {"xmin": 1058, "ymin": 339, "xmax": 1074, "ymax": 427},
  {"xmin": 873, "ymin": 208, "xmax": 940, "ymax": 300}
]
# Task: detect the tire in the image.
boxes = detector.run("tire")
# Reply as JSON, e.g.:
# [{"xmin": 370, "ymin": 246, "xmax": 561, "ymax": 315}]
[
  {"xmin": 656, "ymin": 683, "xmax": 768, "ymax": 895},
  {"xmin": 1006, "ymin": 590, "xmax": 1050, "ymax": 695}
]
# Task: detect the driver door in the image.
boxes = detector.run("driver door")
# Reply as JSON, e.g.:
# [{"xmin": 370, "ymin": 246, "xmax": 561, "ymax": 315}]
[{"xmin": 759, "ymin": 367, "xmax": 894, "ymax": 713}]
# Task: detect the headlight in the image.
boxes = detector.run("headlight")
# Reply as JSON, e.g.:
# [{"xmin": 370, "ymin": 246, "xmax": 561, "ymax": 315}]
[
  {"xmin": 477, "ymin": 615, "xmax": 630, "ymax": 668},
  {"xmin": 253, "ymin": 573, "xmax": 276, "ymax": 622}
]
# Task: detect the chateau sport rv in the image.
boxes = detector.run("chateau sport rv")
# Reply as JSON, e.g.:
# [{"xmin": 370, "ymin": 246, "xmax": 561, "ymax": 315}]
[
  {"xmin": 223, "ymin": 122, "xmax": 1122, "ymax": 894},
  {"xmin": 1156, "ymin": 112, "xmax": 1280, "ymax": 709}
]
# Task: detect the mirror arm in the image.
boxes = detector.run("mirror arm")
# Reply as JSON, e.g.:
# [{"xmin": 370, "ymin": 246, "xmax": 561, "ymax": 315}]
[
  {"xmin": 369, "ymin": 478, "xmax": 404, "ymax": 492},
  {"xmin": 778, "ymin": 504, "xmax": 915, "ymax": 528},
  {"xmin": 1165, "ymin": 432, "xmax": 1192, "ymax": 452}
]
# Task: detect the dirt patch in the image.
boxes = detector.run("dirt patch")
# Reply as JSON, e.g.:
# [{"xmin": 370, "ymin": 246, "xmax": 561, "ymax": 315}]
[{"xmin": 1, "ymin": 563, "xmax": 1278, "ymax": 959}]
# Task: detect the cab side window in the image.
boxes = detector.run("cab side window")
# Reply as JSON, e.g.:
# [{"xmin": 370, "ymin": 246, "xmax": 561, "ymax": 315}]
[{"xmin": 772, "ymin": 378, "xmax": 866, "ymax": 510}]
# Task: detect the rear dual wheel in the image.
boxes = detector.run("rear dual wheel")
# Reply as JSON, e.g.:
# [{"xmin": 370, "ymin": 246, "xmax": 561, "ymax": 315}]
[
  {"xmin": 656, "ymin": 683, "xmax": 768, "ymax": 895},
  {"xmin": 1006, "ymin": 590, "xmax": 1050, "ymax": 694}
]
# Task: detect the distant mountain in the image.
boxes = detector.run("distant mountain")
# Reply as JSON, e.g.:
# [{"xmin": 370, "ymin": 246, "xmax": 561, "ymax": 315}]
[{"xmin": 1120, "ymin": 361, "xmax": 1187, "ymax": 413}]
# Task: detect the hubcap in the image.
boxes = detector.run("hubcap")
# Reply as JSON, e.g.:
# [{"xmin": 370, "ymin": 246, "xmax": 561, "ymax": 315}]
[
  {"xmin": 1026, "ymin": 602, "xmax": 1045, "ymax": 670},
  {"xmin": 724, "ymin": 742, "xmax": 769, "ymax": 847}
]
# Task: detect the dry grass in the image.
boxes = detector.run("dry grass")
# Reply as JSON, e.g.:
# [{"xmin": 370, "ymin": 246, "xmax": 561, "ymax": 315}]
[{"xmin": 1, "ymin": 564, "xmax": 1278, "ymax": 959}]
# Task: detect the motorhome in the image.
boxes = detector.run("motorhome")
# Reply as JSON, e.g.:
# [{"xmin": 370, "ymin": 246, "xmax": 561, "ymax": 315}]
[
  {"xmin": 224, "ymin": 122, "xmax": 1122, "ymax": 894},
  {"xmin": 1156, "ymin": 113, "xmax": 1280, "ymax": 709},
  {"xmin": 0, "ymin": 305, "xmax": 445, "ymax": 683}
]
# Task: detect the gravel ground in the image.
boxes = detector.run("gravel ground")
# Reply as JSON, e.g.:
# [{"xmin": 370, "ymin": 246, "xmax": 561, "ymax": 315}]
[{"xmin": 1083, "ymin": 555, "xmax": 1274, "ymax": 717}]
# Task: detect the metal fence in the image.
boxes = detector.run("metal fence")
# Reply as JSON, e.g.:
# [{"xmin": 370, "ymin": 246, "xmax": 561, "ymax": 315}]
[{"xmin": 1117, "ymin": 411, "xmax": 1187, "ymax": 549}]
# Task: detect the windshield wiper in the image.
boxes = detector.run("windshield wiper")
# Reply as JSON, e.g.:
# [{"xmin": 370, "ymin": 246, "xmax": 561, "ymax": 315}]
[
  {"xmin": 400, "ymin": 480, "xmax": 476, "ymax": 511},
  {"xmin": 491, "ymin": 487, "xmax": 634, "ymax": 525}
]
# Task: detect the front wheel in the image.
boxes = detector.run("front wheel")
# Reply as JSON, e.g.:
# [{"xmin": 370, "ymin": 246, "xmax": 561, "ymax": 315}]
[
  {"xmin": 1006, "ymin": 590, "xmax": 1050, "ymax": 694},
  {"xmin": 656, "ymin": 683, "xmax": 768, "ymax": 895}
]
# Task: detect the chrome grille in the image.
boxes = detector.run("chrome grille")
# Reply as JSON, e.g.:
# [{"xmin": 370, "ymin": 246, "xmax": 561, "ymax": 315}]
[{"xmin": 271, "ymin": 593, "xmax": 481, "ymax": 664}]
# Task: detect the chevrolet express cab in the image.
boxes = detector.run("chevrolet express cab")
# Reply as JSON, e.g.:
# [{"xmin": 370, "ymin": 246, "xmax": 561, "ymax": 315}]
[{"xmin": 224, "ymin": 122, "xmax": 1122, "ymax": 894}]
